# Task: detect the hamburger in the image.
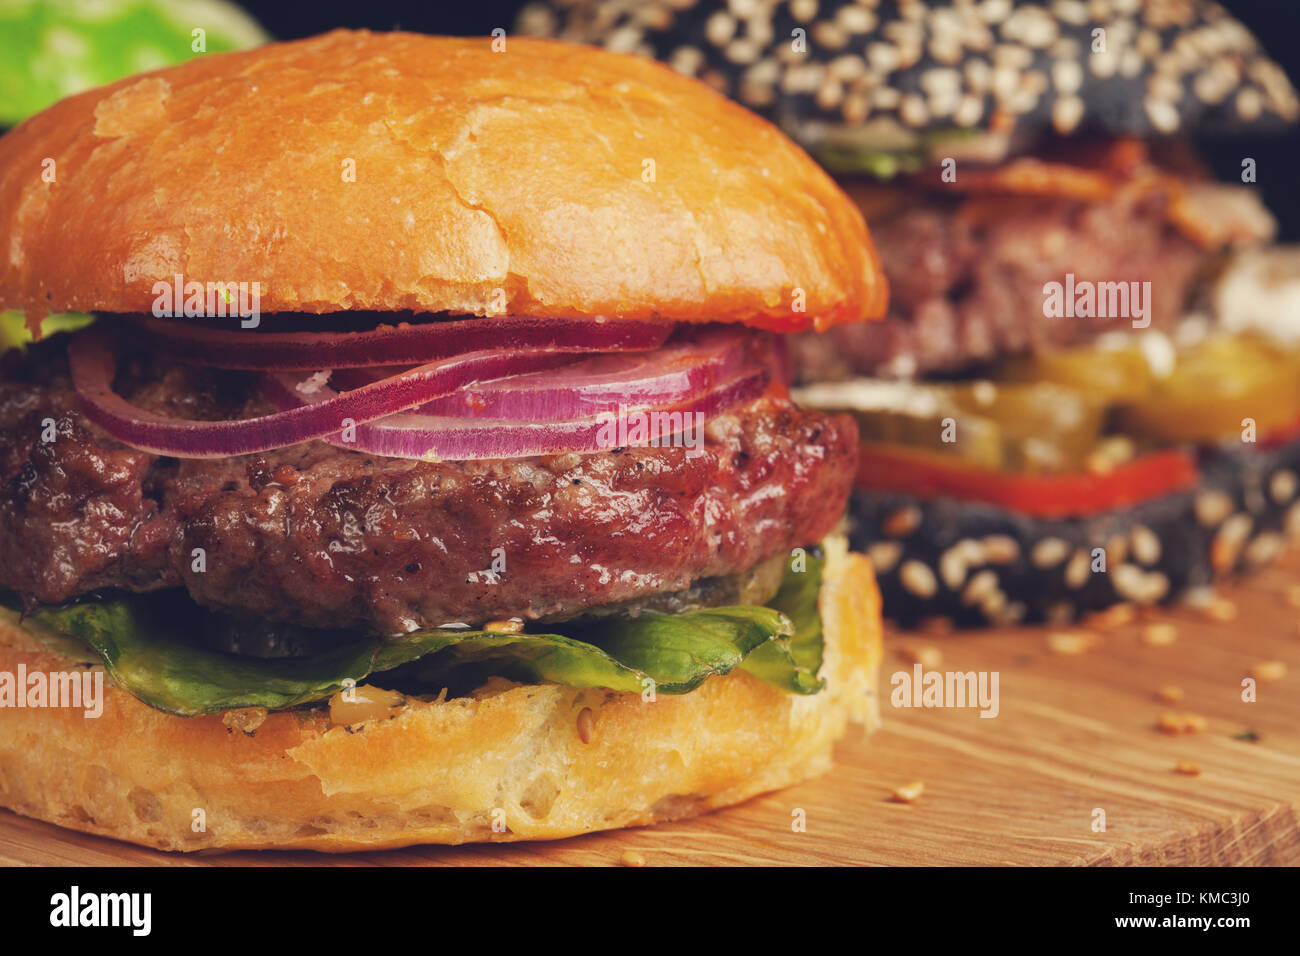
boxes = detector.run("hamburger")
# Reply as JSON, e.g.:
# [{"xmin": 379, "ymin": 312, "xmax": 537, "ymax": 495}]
[
  {"xmin": 522, "ymin": 0, "xmax": 1300, "ymax": 627},
  {"xmin": 0, "ymin": 30, "xmax": 888, "ymax": 851}
]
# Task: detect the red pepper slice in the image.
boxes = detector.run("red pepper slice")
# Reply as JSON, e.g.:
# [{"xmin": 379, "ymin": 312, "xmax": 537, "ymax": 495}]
[{"xmin": 856, "ymin": 445, "xmax": 1201, "ymax": 519}]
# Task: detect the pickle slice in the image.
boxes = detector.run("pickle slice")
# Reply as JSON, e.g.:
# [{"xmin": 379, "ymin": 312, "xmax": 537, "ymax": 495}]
[
  {"xmin": 993, "ymin": 344, "xmax": 1155, "ymax": 404},
  {"xmin": 1112, "ymin": 336, "xmax": 1300, "ymax": 444},
  {"xmin": 792, "ymin": 379, "xmax": 1105, "ymax": 473}
]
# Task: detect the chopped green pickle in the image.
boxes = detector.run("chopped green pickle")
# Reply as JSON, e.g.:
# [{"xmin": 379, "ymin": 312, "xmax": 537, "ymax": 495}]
[{"xmin": 0, "ymin": 556, "xmax": 827, "ymax": 716}]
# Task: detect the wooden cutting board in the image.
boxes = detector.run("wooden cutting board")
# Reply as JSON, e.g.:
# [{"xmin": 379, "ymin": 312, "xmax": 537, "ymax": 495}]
[{"xmin": 3, "ymin": 552, "xmax": 1298, "ymax": 867}]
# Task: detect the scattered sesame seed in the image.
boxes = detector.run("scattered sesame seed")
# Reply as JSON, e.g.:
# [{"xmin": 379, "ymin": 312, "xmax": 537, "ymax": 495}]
[
  {"xmin": 1204, "ymin": 597, "xmax": 1238, "ymax": 622},
  {"xmin": 899, "ymin": 644, "xmax": 945, "ymax": 668},
  {"xmin": 1046, "ymin": 631, "xmax": 1098, "ymax": 655},
  {"xmin": 1141, "ymin": 623, "xmax": 1178, "ymax": 647},
  {"xmin": 891, "ymin": 781, "xmax": 925, "ymax": 803},
  {"xmin": 1156, "ymin": 685, "xmax": 1184, "ymax": 704},
  {"xmin": 576, "ymin": 707, "xmax": 595, "ymax": 744},
  {"xmin": 1251, "ymin": 660, "xmax": 1287, "ymax": 682},
  {"xmin": 1088, "ymin": 603, "xmax": 1137, "ymax": 629}
]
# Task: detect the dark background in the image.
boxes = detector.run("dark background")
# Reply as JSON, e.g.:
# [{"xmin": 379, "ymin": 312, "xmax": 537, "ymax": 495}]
[{"xmin": 239, "ymin": 0, "xmax": 1300, "ymax": 238}]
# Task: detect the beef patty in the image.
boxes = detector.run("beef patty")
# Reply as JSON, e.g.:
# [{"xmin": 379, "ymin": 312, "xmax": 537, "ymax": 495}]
[
  {"xmin": 0, "ymin": 341, "xmax": 857, "ymax": 634},
  {"xmin": 790, "ymin": 187, "xmax": 1206, "ymax": 381}
]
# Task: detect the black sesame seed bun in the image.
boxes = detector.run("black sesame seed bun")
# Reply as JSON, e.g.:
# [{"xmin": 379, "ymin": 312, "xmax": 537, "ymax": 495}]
[
  {"xmin": 519, "ymin": 0, "xmax": 1299, "ymax": 161},
  {"xmin": 851, "ymin": 438, "xmax": 1300, "ymax": 628}
]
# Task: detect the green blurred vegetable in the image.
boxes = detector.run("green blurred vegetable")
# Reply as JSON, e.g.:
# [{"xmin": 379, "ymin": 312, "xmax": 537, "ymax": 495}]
[
  {"xmin": 0, "ymin": 0, "xmax": 268, "ymax": 127},
  {"xmin": 0, "ymin": 310, "xmax": 94, "ymax": 352}
]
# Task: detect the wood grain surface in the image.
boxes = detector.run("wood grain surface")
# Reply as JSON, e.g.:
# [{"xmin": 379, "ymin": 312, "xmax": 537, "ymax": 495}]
[{"xmin": 3, "ymin": 553, "xmax": 1298, "ymax": 867}]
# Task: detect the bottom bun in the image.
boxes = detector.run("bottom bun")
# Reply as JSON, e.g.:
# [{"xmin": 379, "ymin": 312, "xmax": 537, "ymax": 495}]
[
  {"xmin": 852, "ymin": 439, "xmax": 1300, "ymax": 628},
  {"xmin": 0, "ymin": 536, "xmax": 881, "ymax": 852}
]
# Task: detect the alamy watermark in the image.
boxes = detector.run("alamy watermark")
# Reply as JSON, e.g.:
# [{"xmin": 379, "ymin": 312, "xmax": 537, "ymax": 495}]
[
  {"xmin": 151, "ymin": 272, "xmax": 261, "ymax": 328},
  {"xmin": 890, "ymin": 664, "xmax": 1000, "ymax": 718},
  {"xmin": 0, "ymin": 665, "xmax": 104, "ymax": 718},
  {"xmin": 594, "ymin": 405, "xmax": 706, "ymax": 457},
  {"xmin": 1043, "ymin": 273, "xmax": 1152, "ymax": 329}
]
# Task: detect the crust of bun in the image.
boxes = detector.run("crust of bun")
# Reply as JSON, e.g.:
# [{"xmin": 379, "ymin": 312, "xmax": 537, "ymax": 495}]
[
  {"xmin": 0, "ymin": 30, "xmax": 886, "ymax": 333},
  {"xmin": 0, "ymin": 536, "xmax": 881, "ymax": 852}
]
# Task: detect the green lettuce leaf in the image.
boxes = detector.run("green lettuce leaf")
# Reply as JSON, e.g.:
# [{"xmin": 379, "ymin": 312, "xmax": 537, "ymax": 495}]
[
  {"xmin": 0, "ymin": 311, "xmax": 94, "ymax": 353},
  {"xmin": 740, "ymin": 551, "xmax": 826, "ymax": 694},
  {"xmin": 9, "ymin": 559, "xmax": 826, "ymax": 716}
]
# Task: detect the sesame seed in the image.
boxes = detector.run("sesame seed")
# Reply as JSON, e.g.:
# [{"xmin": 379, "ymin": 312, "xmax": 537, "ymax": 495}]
[
  {"xmin": 1270, "ymin": 470, "xmax": 1298, "ymax": 504},
  {"xmin": 899, "ymin": 644, "xmax": 945, "ymax": 668},
  {"xmin": 1175, "ymin": 761, "xmax": 1202, "ymax": 777},
  {"xmin": 1204, "ymin": 597, "xmax": 1237, "ymax": 623},
  {"xmin": 981, "ymin": 534, "xmax": 1019, "ymax": 564},
  {"xmin": 891, "ymin": 781, "xmax": 925, "ymax": 803},
  {"xmin": 620, "ymin": 850, "xmax": 646, "ymax": 867},
  {"xmin": 867, "ymin": 540, "xmax": 903, "ymax": 573},
  {"xmin": 1064, "ymin": 549, "xmax": 1091, "ymax": 590},
  {"xmin": 1046, "ymin": 631, "xmax": 1098, "ymax": 655},
  {"xmin": 1157, "ymin": 685, "xmax": 1184, "ymax": 704},
  {"xmin": 1251, "ymin": 660, "xmax": 1287, "ymax": 682},
  {"xmin": 1144, "ymin": 97, "xmax": 1181, "ymax": 134},
  {"xmin": 1031, "ymin": 537, "xmax": 1070, "ymax": 569},
  {"xmin": 1142, "ymin": 623, "xmax": 1178, "ymax": 647},
  {"xmin": 705, "ymin": 11, "xmax": 736, "ymax": 47},
  {"xmin": 1236, "ymin": 86, "xmax": 1264, "ymax": 121},
  {"xmin": 961, "ymin": 570, "xmax": 999, "ymax": 607},
  {"xmin": 1245, "ymin": 532, "xmax": 1284, "ymax": 568},
  {"xmin": 1085, "ymin": 603, "xmax": 1133, "ymax": 629},
  {"xmin": 882, "ymin": 506, "xmax": 922, "ymax": 538},
  {"xmin": 1211, "ymin": 514, "xmax": 1253, "ymax": 573},
  {"xmin": 900, "ymin": 560, "xmax": 939, "ymax": 599},
  {"xmin": 1195, "ymin": 490, "xmax": 1234, "ymax": 526},
  {"xmin": 1127, "ymin": 528, "xmax": 1158, "ymax": 568},
  {"xmin": 576, "ymin": 707, "xmax": 595, "ymax": 744}
]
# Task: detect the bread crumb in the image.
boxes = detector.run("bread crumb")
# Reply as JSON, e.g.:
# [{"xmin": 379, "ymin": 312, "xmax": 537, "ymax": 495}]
[
  {"xmin": 1175, "ymin": 760, "xmax": 1201, "ymax": 776},
  {"xmin": 1141, "ymin": 623, "xmax": 1178, "ymax": 647},
  {"xmin": 1156, "ymin": 685, "xmax": 1184, "ymax": 704},
  {"xmin": 1157, "ymin": 712, "xmax": 1207, "ymax": 734},
  {"xmin": 1086, "ymin": 603, "xmax": 1136, "ymax": 628},
  {"xmin": 620, "ymin": 850, "xmax": 646, "ymax": 867},
  {"xmin": 891, "ymin": 781, "xmax": 925, "ymax": 803},
  {"xmin": 898, "ymin": 645, "xmax": 944, "ymax": 668},
  {"xmin": 1203, "ymin": 597, "xmax": 1237, "ymax": 622},
  {"xmin": 1251, "ymin": 660, "xmax": 1287, "ymax": 682},
  {"xmin": 1046, "ymin": 631, "xmax": 1098, "ymax": 655}
]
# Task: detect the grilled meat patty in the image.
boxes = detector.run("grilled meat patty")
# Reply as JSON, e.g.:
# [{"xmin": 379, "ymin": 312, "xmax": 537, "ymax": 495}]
[
  {"xmin": 790, "ymin": 187, "xmax": 1206, "ymax": 381},
  {"xmin": 0, "ymin": 341, "xmax": 857, "ymax": 634}
]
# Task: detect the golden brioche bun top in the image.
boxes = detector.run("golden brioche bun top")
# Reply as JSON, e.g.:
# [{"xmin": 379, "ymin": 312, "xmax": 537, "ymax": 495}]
[{"xmin": 0, "ymin": 30, "xmax": 886, "ymax": 332}]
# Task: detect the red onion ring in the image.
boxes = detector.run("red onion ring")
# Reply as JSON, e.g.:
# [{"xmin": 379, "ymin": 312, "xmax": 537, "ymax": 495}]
[
  {"xmin": 68, "ymin": 330, "xmax": 578, "ymax": 458},
  {"xmin": 331, "ymin": 328, "xmax": 751, "ymax": 421},
  {"xmin": 305, "ymin": 367, "xmax": 771, "ymax": 461},
  {"xmin": 131, "ymin": 314, "xmax": 671, "ymax": 370}
]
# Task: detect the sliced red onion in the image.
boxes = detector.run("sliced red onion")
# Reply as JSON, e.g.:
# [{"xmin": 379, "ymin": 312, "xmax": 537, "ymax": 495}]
[
  {"xmin": 131, "ymin": 314, "xmax": 671, "ymax": 370},
  {"xmin": 68, "ymin": 330, "xmax": 577, "ymax": 458},
  {"xmin": 404, "ymin": 328, "xmax": 751, "ymax": 421},
  {"xmin": 308, "ymin": 367, "xmax": 770, "ymax": 461}
]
